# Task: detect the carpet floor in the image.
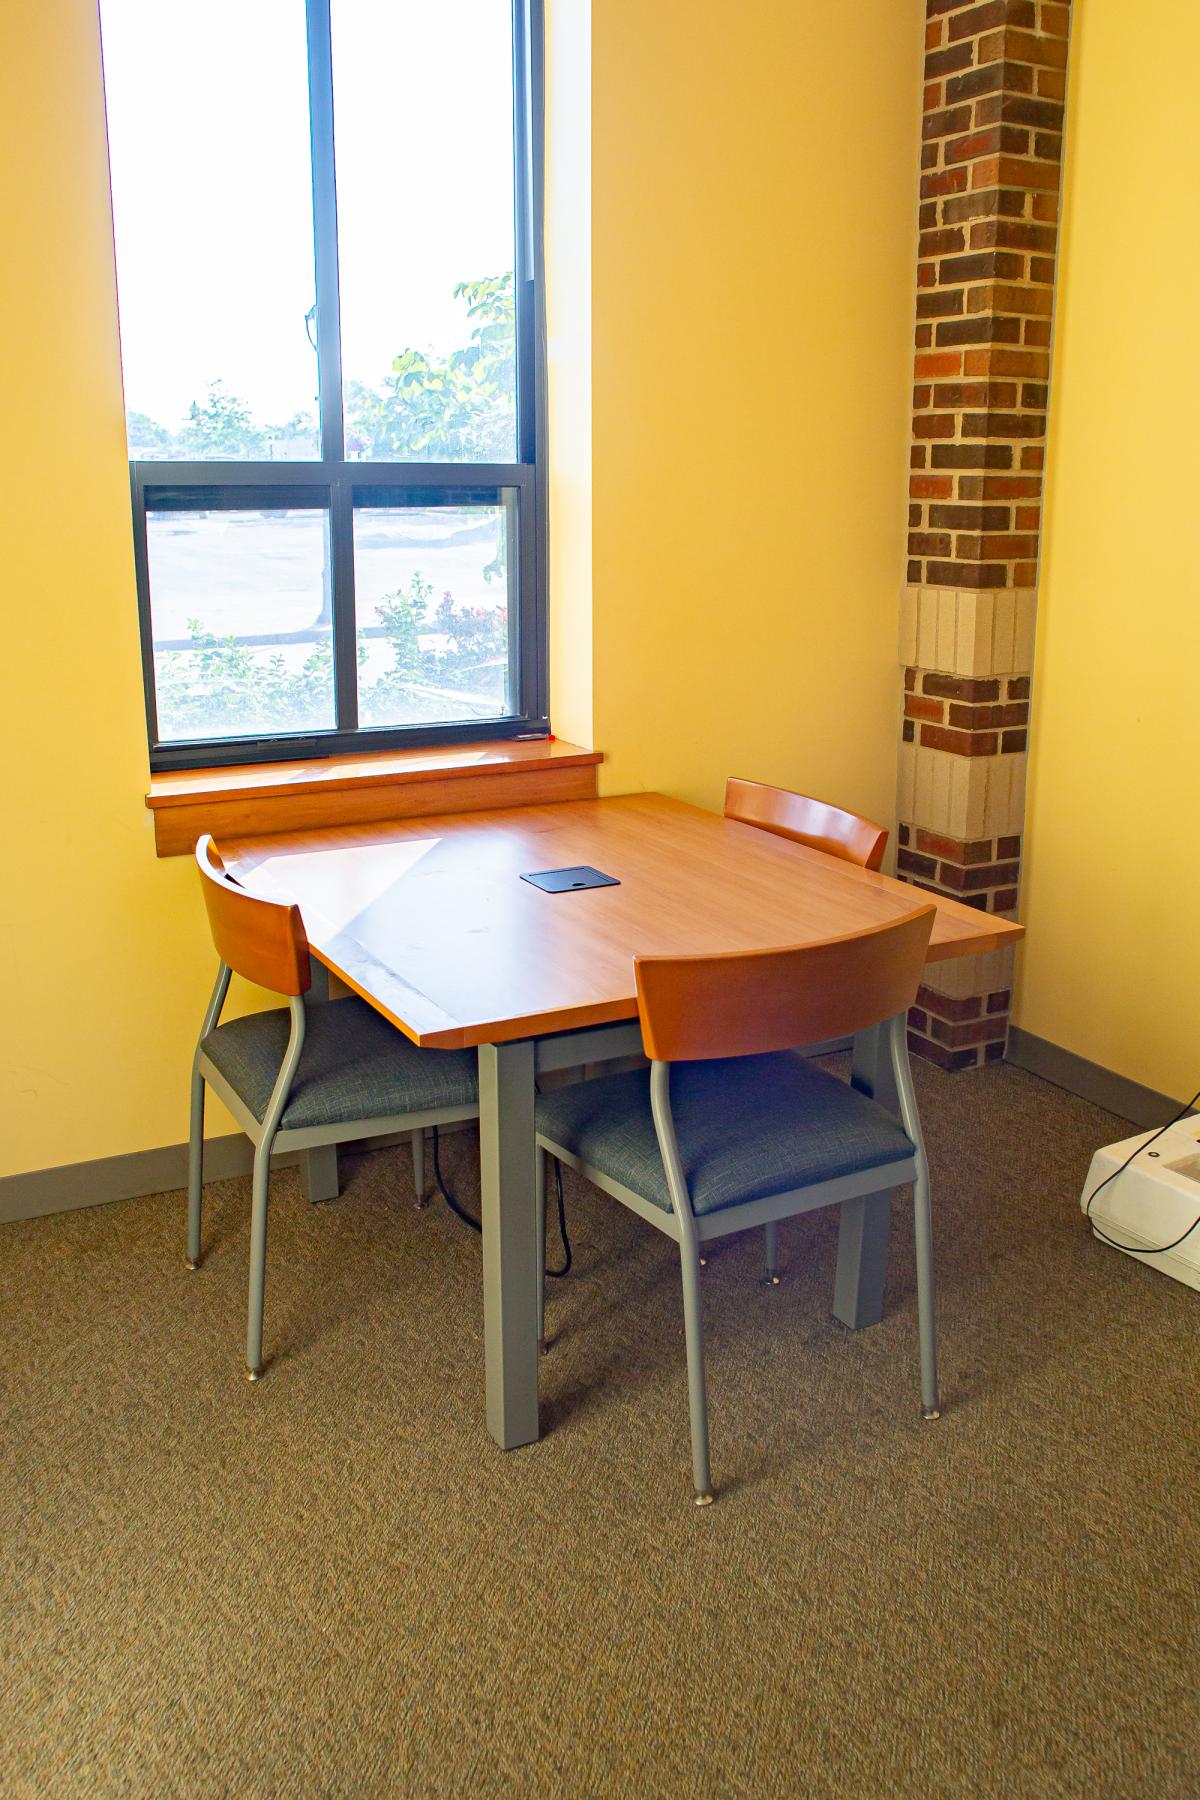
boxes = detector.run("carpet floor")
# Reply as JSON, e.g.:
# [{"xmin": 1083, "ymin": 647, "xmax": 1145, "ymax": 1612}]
[{"xmin": 2, "ymin": 1059, "xmax": 1197, "ymax": 1797}]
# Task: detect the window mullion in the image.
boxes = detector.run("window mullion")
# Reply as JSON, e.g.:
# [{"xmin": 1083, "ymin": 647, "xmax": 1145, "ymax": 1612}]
[{"xmin": 306, "ymin": 0, "xmax": 345, "ymax": 464}]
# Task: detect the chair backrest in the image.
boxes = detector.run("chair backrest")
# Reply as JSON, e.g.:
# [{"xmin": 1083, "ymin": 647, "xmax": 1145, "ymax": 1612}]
[
  {"xmin": 195, "ymin": 835, "xmax": 311, "ymax": 997},
  {"xmin": 724, "ymin": 777, "xmax": 889, "ymax": 871},
  {"xmin": 634, "ymin": 905, "xmax": 935, "ymax": 1063}
]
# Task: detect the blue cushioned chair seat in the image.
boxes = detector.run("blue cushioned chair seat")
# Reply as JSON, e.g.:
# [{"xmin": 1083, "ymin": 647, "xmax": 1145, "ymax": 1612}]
[
  {"xmin": 203, "ymin": 997, "xmax": 478, "ymax": 1130},
  {"xmin": 536, "ymin": 1053, "xmax": 913, "ymax": 1218}
]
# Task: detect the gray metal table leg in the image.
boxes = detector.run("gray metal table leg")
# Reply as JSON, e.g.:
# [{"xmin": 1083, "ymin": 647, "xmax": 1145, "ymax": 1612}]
[
  {"xmin": 479, "ymin": 1039, "xmax": 540, "ymax": 1450},
  {"xmin": 833, "ymin": 1024, "xmax": 898, "ymax": 1330},
  {"xmin": 300, "ymin": 963, "xmax": 339, "ymax": 1204}
]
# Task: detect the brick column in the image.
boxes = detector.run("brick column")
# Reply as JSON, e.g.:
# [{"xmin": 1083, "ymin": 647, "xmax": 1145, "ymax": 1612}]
[{"xmin": 898, "ymin": 0, "xmax": 1071, "ymax": 1071}]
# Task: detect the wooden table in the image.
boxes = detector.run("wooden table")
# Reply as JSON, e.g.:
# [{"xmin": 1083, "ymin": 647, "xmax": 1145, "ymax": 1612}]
[{"xmin": 220, "ymin": 792, "xmax": 1023, "ymax": 1450}]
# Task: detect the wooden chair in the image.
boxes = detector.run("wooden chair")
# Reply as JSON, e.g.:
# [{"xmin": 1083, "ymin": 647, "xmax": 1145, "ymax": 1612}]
[
  {"xmin": 188, "ymin": 835, "xmax": 479, "ymax": 1381},
  {"xmin": 535, "ymin": 905, "xmax": 938, "ymax": 1505},
  {"xmin": 724, "ymin": 776, "xmax": 889, "ymax": 871}
]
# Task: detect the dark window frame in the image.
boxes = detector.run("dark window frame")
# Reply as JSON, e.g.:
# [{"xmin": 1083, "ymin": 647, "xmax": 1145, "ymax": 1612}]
[{"xmin": 124, "ymin": 0, "xmax": 548, "ymax": 773}]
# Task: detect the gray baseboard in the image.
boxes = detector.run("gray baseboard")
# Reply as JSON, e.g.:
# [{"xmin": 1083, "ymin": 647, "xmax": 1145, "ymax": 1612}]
[
  {"xmin": 1007, "ymin": 1027, "xmax": 1193, "ymax": 1130},
  {"xmin": 0, "ymin": 1123, "xmax": 473, "ymax": 1228},
  {"xmin": 0, "ymin": 1134, "xmax": 259, "ymax": 1226}
]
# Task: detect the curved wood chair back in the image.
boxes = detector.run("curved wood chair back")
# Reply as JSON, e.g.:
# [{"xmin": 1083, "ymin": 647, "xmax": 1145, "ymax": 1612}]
[
  {"xmin": 195, "ymin": 834, "xmax": 311, "ymax": 997},
  {"xmin": 634, "ymin": 905, "xmax": 935, "ymax": 1063},
  {"xmin": 724, "ymin": 777, "xmax": 888, "ymax": 871}
]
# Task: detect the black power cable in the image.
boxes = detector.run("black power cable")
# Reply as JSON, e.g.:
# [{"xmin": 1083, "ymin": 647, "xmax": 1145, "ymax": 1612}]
[
  {"xmin": 1084, "ymin": 1085, "xmax": 1200, "ymax": 1256},
  {"xmin": 430, "ymin": 1127, "xmax": 572, "ymax": 1276}
]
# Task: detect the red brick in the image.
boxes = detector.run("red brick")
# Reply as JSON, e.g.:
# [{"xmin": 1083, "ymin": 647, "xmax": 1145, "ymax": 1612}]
[
  {"xmin": 913, "ymin": 383, "xmax": 933, "ymax": 409},
  {"xmin": 919, "ymin": 227, "xmax": 967, "ymax": 258},
  {"xmin": 948, "ymin": 0, "xmax": 1037, "ymax": 41},
  {"xmin": 905, "ymin": 694, "xmax": 946, "ymax": 723},
  {"xmin": 946, "ymin": 700, "xmax": 1029, "ymax": 728},
  {"xmin": 913, "ymin": 413, "xmax": 957, "ymax": 438},
  {"xmin": 931, "ymin": 442, "xmax": 1014, "ymax": 468},
  {"xmin": 940, "ymin": 249, "xmax": 1025, "ymax": 282},
  {"xmin": 917, "ymin": 983, "xmax": 983, "ymax": 1021},
  {"xmin": 987, "ymin": 987, "xmax": 1014, "ymax": 1012},
  {"xmin": 954, "ymin": 531, "xmax": 1040, "ymax": 557},
  {"xmin": 929, "ymin": 502, "xmax": 1010, "ymax": 529},
  {"xmin": 909, "ymin": 1033, "xmax": 982, "ymax": 1072},
  {"xmin": 960, "ymin": 410, "xmax": 1046, "ymax": 437},
  {"xmin": 925, "ymin": 41, "xmax": 974, "ymax": 77},
  {"xmin": 1015, "ymin": 504, "xmax": 1040, "ymax": 529},
  {"xmin": 911, "ymin": 445, "xmax": 928, "ymax": 467},
  {"xmin": 1041, "ymin": 3, "xmax": 1070, "ymax": 37},
  {"xmin": 946, "ymin": 60, "xmax": 1034, "ymax": 104},
  {"xmin": 920, "ymin": 722, "xmax": 1000, "ymax": 754},
  {"xmin": 915, "ymin": 829, "xmax": 996, "ymax": 862},
  {"xmin": 1037, "ymin": 67, "xmax": 1067, "ymax": 100},
  {"xmin": 976, "ymin": 92, "xmax": 1065, "ymax": 132},
  {"xmin": 922, "ymin": 673, "xmax": 1002, "ymax": 702},
  {"xmin": 910, "ymin": 473, "xmax": 955, "ymax": 498},
  {"xmin": 924, "ymin": 103, "xmax": 974, "ymax": 140},
  {"xmin": 962, "ymin": 345, "xmax": 1050, "ymax": 377},
  {"xmin": 1030, "ymin": 193, "xmax": 1060, "ymax": 221},
  {"xmin": 1001, "ymin": 728, "xmax": 1028, "ymax": 752},
  {"xmin": 903, "ymin": 668, "xmax": 917, "ymax": 693},
  {"xmin": 946, "ymin": 126, "xmax": 1029, "ymax": 164},
  {"xmin": 1014, "ymin": 559, "xmax": 1038, "ymax": 583},
  {"xmin": 922, "ymin": 167, "xmax": 971, "ymax": 199},
  {"xmin": 924, "ymin": 558, "xmax": 1008, "ymax": 586},
  {"xmin": 897, "ymin": 847, "xmax": 939, "ymax": 879},
  {"xmin": 917, "ymin": 289, "xmax": 966, "ymax": 318},
  {"xmin": 996, "ymin": 835, "xmax": 1021, "ymax": 857},
  {"xmin": 1007, "ymin": 676, "xmax": 1031, "ymax": 699},
  {"xmin": 942, "ymin": 186, "xmax": 1028, "ymax": 223},
  {"xmin": 915, "ymin": 349, "xmax": 963, "ymax": 377},
  {"xmin": 908, "ymin": 531, "xmax": 953, "ymax": 555},
  {"xmin": 1034, "ymin": 130, "xmax": 1063, "ymax": 160},
  {"xmin": 1003, "ymin": 26, "xmax": 1069, "ymax": 66},
  {"xmin": 969, "ymin": 218, "xmax": 1057, "ymax": 254},
  {"xmin": 971, "ymin": 154, "xmax": 1061, "ymax": 191},
  {"xmin": 932, "ymin": 379, "xmax": 1017, "ymax": 407},
  {"xmin": 926, "ymin": 18, "xmax": 944, "ymax": 50},
  {"xmin": 1029, "ymin": 255, "xmax": 1056, "ymax": 284},
  {"xmin": 992, "ymin": 887, "xmax": 1020, "ymax": 912},
  {"xmin": 967, "ymin": 280, "xmax": 1055, "ymax": 315},
  {"xmin": 935, "ymin": 315, "xmax": 1022, "ymax": 346},
  {"xmin": 1021, "ymin": 444, "xmax": 1046, "ymax": 467}
]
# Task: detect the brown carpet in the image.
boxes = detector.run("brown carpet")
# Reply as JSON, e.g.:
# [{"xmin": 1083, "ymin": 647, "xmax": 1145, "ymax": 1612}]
[{"xmin": 2, "ymin": 1059, "xmax": 1197, "ymax": 1797}]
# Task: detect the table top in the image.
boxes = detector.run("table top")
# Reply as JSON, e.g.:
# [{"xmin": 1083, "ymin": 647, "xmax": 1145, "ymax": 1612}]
[{"xmin": 220, "ymin": 793, "xmax": 1024, "ymax": 1049}]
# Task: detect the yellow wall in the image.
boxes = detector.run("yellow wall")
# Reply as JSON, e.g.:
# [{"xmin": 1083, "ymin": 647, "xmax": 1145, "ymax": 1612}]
[
  {"xmin": 589, "ymin": 0, "xmax": 924, "ymax": 816},
  {"xmin": 1, "ymin": 0, "xmax": 923, "ymax": 1179},
  {"xmin": 1014, "ymin": 0, "xmax": 1200, "ymax": 1102}
]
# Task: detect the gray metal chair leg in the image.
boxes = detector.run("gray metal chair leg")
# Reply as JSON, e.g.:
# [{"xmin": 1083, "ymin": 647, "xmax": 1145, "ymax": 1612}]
[
  {"xmin": 535, "ymin": 1148, "xmax": 547, "ymax": 1352},
  {"xmin": 186, "ymin": 1068, "xmax": 205, "ymax": 1270},
  {"xmin": 411, "ymin": 1128, "xmax": 426, "ymax": 1207},
  {"xmin": 762, "ymin": 1219, "xmax": 781, "ymax": 1286},
  {"xmin": 679, "ymin": 1242, "xmax": 714, "ymax": 1505},
  {"xmin": 913, "ymin": 1164, "xmax": 940, "ymax": 1420},
  {"xmin": 245, "ymin": 1139, "xmax": 273, "ymax": 1382}
]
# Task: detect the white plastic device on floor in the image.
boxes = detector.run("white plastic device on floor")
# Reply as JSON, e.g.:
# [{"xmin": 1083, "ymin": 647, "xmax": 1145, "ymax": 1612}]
[{"xmin": 1081, "ymin": 1115, "xmax": 1200, "ymax": 1292}]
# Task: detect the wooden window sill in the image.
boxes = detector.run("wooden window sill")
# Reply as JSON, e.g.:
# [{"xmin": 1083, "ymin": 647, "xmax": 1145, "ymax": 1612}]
[{"xmin": 145, "ymin": 738, "xmax": 603, "ymax": 857}]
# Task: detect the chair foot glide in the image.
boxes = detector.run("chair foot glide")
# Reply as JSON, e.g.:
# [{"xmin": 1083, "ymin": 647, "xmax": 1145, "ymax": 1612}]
[
  {"xmin": 185, "ymin": 1257, "xmax": 201, "ymax": 1272},
  {"xmin": 922, "ymin": 1403, "xmax": 941, "ymax": 1422},
  {"xmin": 243, "ymin": 1367, "xmax": 263, "ymax": 1383},
  {"xmin": 760, "ymin": 1273, "xmax": 781, "ymax": 1288},
  {"xmin": 694, "ymin": 1490, "xmax": 714, "ymax": 1507}
]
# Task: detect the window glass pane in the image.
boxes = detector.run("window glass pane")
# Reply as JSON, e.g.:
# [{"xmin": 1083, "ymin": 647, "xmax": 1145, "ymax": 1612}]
[
  {"xmin": 101, "ymin": 0, "xmax": 320, "ymax": 459},
  {"xmin": 331, "ymin": 1, "xmax": 518, "ymax": 462},
  {"xmin": 354, "ymin": 500, "xmax": 515, "ymax": 726},
  {"xmin": 148, "ymin": 509, "xmax": 335, "ymax": 741}
]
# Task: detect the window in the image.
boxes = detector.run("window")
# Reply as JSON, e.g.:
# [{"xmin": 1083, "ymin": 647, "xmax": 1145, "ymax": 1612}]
[{"xmin": 101, "ymin": 0, "xmax": 546, "ymax": 769}]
